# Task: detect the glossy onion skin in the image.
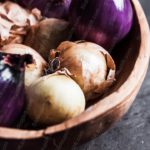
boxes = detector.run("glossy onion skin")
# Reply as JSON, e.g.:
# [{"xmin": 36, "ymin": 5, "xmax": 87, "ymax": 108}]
[
  {"xmin": 16, "ymin": 0, "xmax": 71, "ymax": 19},
  {"xmin": 0, "ymin": 52, "xmax": 32, "ymax": 126},
  {"xmin": 69, "ymin": 0, "xmax": 133, "ymax": 50}
]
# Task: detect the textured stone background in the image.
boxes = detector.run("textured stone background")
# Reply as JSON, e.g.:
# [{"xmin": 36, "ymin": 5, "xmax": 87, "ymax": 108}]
[{"xmin": 78, "ymin": 0, "xmax": 150, "ymax": 150}]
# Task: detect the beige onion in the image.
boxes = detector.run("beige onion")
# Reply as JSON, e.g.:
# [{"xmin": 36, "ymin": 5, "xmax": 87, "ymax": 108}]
[
  {"xmin": 1, "ymin": 44, "xmax": 47, "ymax": 88},
  {"xmin": 50, "ymin": 41, "xmax": 116, "ymax": 100},
  {"xmin": 24, "ymin": 18, "xmax": 71, "ymax": 60},
  {"xmin": 27, "ymin": 73, "xmax": 85, "ymax": 125}
]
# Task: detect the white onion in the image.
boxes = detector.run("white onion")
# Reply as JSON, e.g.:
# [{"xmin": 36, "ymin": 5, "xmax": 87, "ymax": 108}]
[{"xmin": 27, "ymin": 73, "xmax": 85, "ymax": 124}]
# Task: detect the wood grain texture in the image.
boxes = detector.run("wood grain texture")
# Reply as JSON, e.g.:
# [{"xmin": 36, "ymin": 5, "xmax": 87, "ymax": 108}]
[{"xmin": 0, "ymin": 0, "xmax": 150, "ymax": 149}]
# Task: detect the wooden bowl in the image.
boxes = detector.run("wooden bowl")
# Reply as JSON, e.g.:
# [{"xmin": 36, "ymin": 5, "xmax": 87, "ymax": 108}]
[{"xmin": 0, "ymin": 0, "xmax": 150, "ymax": 149}]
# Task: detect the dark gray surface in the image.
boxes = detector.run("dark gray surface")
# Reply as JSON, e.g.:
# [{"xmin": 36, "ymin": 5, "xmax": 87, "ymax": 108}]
[{"xmin": 78, "ymin": 0, "xmax": 150, "ymax": 150}]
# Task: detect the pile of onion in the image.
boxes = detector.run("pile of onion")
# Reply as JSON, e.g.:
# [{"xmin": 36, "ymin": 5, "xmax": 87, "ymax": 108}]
[{"xmin": 0, "ymin": 0, "xmax": 135, "ymax": 126}]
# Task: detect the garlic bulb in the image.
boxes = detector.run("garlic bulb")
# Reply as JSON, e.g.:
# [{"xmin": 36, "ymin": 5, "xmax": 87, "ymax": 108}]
[
  {"xmin": 49, "ymin": 41, "xmax": 116, "ymax": 100},
  {"xmin": 27, "ymin": 73, "xmax": 85, "ymax": 125},
  {"xmin": 24, "ymin": 18, "xmax": 71, "ymax": 60}
]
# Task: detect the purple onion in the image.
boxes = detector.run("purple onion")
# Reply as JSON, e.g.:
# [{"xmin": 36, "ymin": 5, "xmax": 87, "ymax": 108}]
[
  {"xmin": 0, "ymin": 52, "xmax": 32, "ymax": 126},
  {"xmin": 16, "ymin": 0, "xmax": 72, "ymax": 19},
  {"xmin": 69, "ymin": 0, "xmax": 133, "ymax": 50}
]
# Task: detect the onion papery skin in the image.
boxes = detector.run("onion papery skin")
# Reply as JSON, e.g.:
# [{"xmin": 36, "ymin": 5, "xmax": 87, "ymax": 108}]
[
  {"xmin": 0, "ymin": 1, "xmax": 42, "ymax": 47},
  {"xmin": 50, "ymin": 41, "xmax": 116, "ymax": 101},
  {"xmin": 69, "ymin": 0, "xmax": 133, "ymax": 50}
]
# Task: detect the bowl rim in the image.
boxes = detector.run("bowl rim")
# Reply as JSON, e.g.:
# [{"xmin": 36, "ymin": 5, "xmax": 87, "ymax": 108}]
[{"xmin": 0, "ymin": 0, "xmax": 150, "ymax": 140}]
